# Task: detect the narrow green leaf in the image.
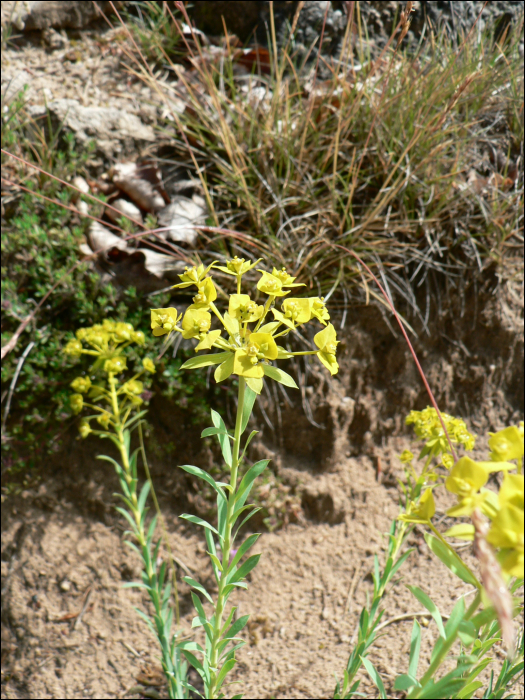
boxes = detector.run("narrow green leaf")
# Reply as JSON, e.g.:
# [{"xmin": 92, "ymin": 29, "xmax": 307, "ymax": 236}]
[
  {"xmin": 191, "ymin": 591, "xmax": 207, "ymax": 621},
  {"xmin": 183, "ymin": 576, "xmax": 214, "ymax": 605},
  {"xmin": 137, "ymin": 480, "xmax": 151, "ymax": 515},
  {"xmin": 97, "ymin": 454, "xmax": 122, "ymax": 470},
  {"xmin": 180, "ymin": 650, "xmax": 209, "ymax": 683},
  {"xmin": 233, "ymin": 507, "xmax": 261, "ymax": 541},
  {"xmin": 406, "ymin": 585, "xmax": 446, "ymax": 639},
  {"xmin": 179, "ymin": 513, "xmax": 219, "ymax": 537},
  {"xmin": 177, "ymin": 640, "xmax": 204, "ymax": 653},
  {"xmin": 181, "ymin": 352, "xmax": 231, "ymax": 370},
  {"xmin": 179, "ymin": 464, "xmax": 227, "ymax": 504},
  {"xmin": 455, "ymin": 680, "xmax": 483, "ymax": 699},
  {"xmin": 361, "ymin": 656, "xmax": 386, "ymax": 699},
  {"xmin": 226, "ymin": 554, "xmax": 261, "ymax": 585},
  {"xmin": 393, "ymin": 674, "xmax": 419, "ymax": 692},
  {"xmin": 211, "ymin": 410, "xmax": 232, "ymax": 468},
  {"xmin": 235, "ymin": 460, "xmax": 270, "ymax": 511},
  {"xmin": 225, "ymin": 614, "xmax": 250, "ymax": 640},
  {"xmin": 201, "ymin": 427, "xmax": 232, "ymax": 438},
  {"xmin": 424, "ymin": 533, "xmax": 480, "ymax": 588},
  {"xmin": 208, "ymin": 552, "xmax": 223, "ymax": 572},
  {"xmin": 263, "ymin": 364, "xmax": 298, "ymax": 388},
  {"xmin": 390, "ymin": 548, "xmax": 415, "ymax": 579},
  {"xmin": 458, "ymin": 620, "xmax": 477, "ymax": 647},
  {"xmin": 408, "ymin": 619, "xmax": 421, "ymax": 679},
  {"xmin": 214, "ymin": 353, "xmax": 235, "ymax": 383},
  {"xmin": 215, "ymin": 658, "xmax": 236, "ymax": 692},
  {"xmin": 227, "ymin": 534, "xmax": 260, "ymax": 574},
  {"xmin": 115, "ymin": 506, "xmax": 138, "ymax": 532},
  {"xmin": 220, "ymin": 607, "xmax": 237, "ymax": 637},
  {"xmin": 241, "ymin": 385, "xmax": 257, "ymax": 434}
]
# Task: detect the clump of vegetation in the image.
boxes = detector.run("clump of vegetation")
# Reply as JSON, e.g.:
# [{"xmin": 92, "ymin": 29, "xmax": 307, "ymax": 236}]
[{"xmin": 0, "ymin": 88, "xmax": 215, "ymax": 491}]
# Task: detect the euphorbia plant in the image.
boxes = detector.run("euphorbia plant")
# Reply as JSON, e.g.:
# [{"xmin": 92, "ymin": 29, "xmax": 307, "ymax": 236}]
[
  {"xmin": 335, "ymin": 408, "xmax": 524, "ymax": 699},
  {"xmin": 150, "ymin": 257, "xmax": 339, "ymax": 698},
  {"xmin": 64, "ymin": 320, "xmax": 188, "ymax": 699}
]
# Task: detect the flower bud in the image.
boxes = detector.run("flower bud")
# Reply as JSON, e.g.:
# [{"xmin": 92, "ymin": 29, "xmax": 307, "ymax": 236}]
[
  {"xmin": 104, "ymin": 356, "xmax": 127, "ymax": 374},
  {"xmin": 70, "ymin": 393, "xmax": 84, "ymax": 414},
  {"xmin": 64, "ymin": 339, "xmax": 83, "ymax": 357},
  {"xmin": 70, "ymin": 376, "xmax": 92, "ymax": 393},
  {"xmin": 143, "ymin": 357, "xmax": 156, "ymax": 374},
  {"xmin": 79, "ymin": 420, "xmax": 92, "ymax": 438},
  {"xmin": 132, "ymin": 330, "xmax": 145, "ymax": 345},
  {"xmin": 97, "ymin": 412, "xmax": 111, "ymax": 428},
  {"xmin": 123, "ymin": 380, "xmax": 143, "ymax": 395}
]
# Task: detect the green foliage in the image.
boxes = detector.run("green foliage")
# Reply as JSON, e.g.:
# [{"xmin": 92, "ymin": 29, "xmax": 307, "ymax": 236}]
[{"xmin": 0, "ymin": 92, "xmax": 214, "ymax": 489}]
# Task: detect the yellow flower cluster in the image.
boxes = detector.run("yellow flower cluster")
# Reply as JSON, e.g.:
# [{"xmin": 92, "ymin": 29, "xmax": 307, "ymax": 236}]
[
  {"xmin": 405, "ymin": 406, "xmax": 476, "ymax": 457},
  {"xmin": 150, "ymin": 259, "xmax": 339, "ymax": 394},
  {"xmin": 401, "ymin": 413, "xmax": 524, "ymax": 579},
  {"xmin": 64, "ymin": 320, "xmax": 156, "ymax": 438}
]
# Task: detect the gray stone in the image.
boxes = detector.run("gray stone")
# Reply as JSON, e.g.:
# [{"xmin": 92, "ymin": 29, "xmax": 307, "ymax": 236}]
[
  {"xmin": 26, "ymin": 99, "xmax": 155, "ymax": 159},
  {"xmin": 12, "ymin": 1, "xmax": 122, "ymax": 31}
]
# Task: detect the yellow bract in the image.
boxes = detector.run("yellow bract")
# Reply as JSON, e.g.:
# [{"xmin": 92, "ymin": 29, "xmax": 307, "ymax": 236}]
[
  {"xmin": 488, "ymin": 426, "xmax": 524, "ymax": 462},
  {"xmin": 190, "ymin": 277, "xmax": 217, "ymax": 310},
  {"xmin": 229, "ymin": 294, "xmax": 264, "ymax": 323},
  {"xmin": 151, "ymin": 308, "xmax": 180, "ymax": 336},
  {"xmin": 314, "ymin": 323, "xmax": 339, "ymax": 376},
  {"xmin": 182, "ymin": 308, "xmax": 212, "ymax": 339},
  {"xmin": 256, "ymin": 270, "xmax": 289, "ymax": 297}
]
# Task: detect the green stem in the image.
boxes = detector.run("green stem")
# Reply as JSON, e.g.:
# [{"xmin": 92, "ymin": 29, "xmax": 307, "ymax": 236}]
[
  {"xmin": 409, "ymin": 591, "xmax": 482, "ymax": 698},
  {"xmin": 111, "ymin": 397, "xmax": 181, "ymax": 698},
  {"xmin": 208, "ymin": 377, "xmax": 246, "ymax": 698}
]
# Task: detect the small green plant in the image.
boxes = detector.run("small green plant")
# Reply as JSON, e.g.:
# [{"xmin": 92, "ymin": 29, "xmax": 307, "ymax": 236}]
[
  {"xmin": 64, "ymin": 318, "xmax": 188, "ymax": 698},
  {"xmin": 149, "ymin": 257, "xmax": 339, "ymax": 697},
  {"xmin": 335, "ymin": 409, "xmax": 524, "ymax": 699}
]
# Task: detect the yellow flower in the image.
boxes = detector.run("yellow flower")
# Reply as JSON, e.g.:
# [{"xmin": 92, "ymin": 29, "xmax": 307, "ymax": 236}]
[
  {"xmin": 216, "ymin": 256, "xmax": 262, "ymax": 277},
  {"xmin": 257, "ymin": 270, "xmax": 290, "ymax": 297},
  {"xmin": 271, "ymin": 267, "xmax": 305, "ymax": 288},
  {"xmin": 70, "ymin": 376, "xmax": 92, "ymax": 393},
  {"xmin": 441, "ymin": 453, "xmax": 454, "ymax": 469},
  {"xmin": 132, "ymin": 330, "xmax": 145, "ymax": 345},
  {"xmin": 172, "ymin": 263, "xmax": 216, "ymax": 289},
  {"xmin": 122, "ymin": 380, "xmax": 143, "ymax": 395},
  {"xmin": 151, "ymin": 308, "xmax": 181, "ymax": 337},
  {"xmin": 498, "ymin": 472, "xmax": 524, "ymax": 511},
  {"xmin": 399, "ymin": 449, "xmax": 414, "ymax": 464},
  {"xmin": 182, "ymin": 308, "xmax": 211, "ymax": 339},
  {"xmin": 70, "ymin": 393, "xmax": 83, "ymax": 414},
  {"xmin": 114, "ymin": 322, "xmax": 134, "ymax": 341},
  {"xmin": 233, "ymin": 332, "xmax": 278, "ymax": 378},
  {"xmin": 190, "ymin": 277, "xmax": 217, "ymax": 309},
  {"xmin": 488, "ymin": 426, "xmax": 524, "ymax": 462},
  {"xmin": 314, "ymin": 323, "xmax": 339, "ymax": 376},
  {"xmin": 104, "ymin": 356, "xmax": 127, "ymax": 374},
  {"xmin": 63, "ymin": 339, "xmax": 83, "ymax": 357},
  {"xmin": 281, "ymin": 298, "xmax": 311, "ymax": 325},
  {"xmin": 398, "ymin": 488, "xmax": 436, "ymax": 523},
  {"xmin": 97, "ymin": 412, "xmax": 111, "ymax": 428},
  {"xmin": 79, "ymin": 420, "xmax": 91, "ymax": 439},
  {"xmin": 445, "ymin": 456, "xmax": 490, "ymax": 516},
  {"xmin": 487, "ymin": 503, "xmax": 524, "ymax": 578},
  {"xmin": 143, "ymin": 357, "xmax": 156, "ymax": 374},
  {"xmin": 309, "ymin": 297, "xmax": 330, "ymax": 325},
  {"xmin": 229, "ymin": 294, "xmax": 264, "ymax": 323}
]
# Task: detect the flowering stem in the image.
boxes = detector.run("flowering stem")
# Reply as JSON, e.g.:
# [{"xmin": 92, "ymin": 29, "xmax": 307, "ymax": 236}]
[{"xmin": 208, "ymin": 377, "xmax": 247, "ymax": 698}]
